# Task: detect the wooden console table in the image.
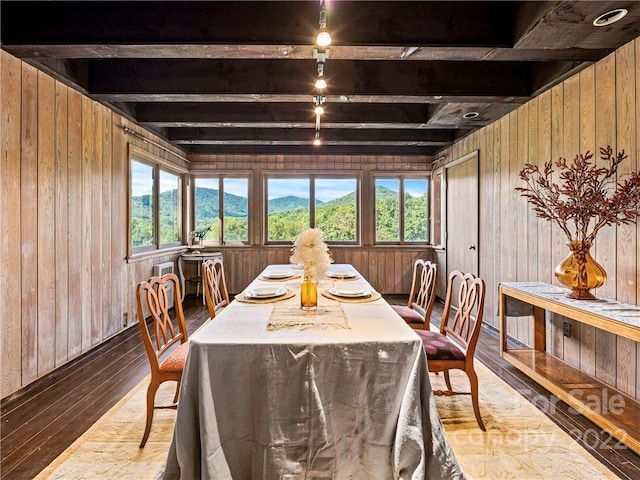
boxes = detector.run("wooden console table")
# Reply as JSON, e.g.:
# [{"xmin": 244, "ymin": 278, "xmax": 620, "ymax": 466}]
[
  {"xmin": 177, "ymin": 251, "xmax": 223, "ymax": 303},
  {"xmin": 499, "ymin": 282, "xmax": 640, "ymax": 455}
]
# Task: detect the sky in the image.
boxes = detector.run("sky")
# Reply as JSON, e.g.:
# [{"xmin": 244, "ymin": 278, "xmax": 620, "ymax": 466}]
[{"xmin": 267, "ymin": 178, "xmax": 357, "ymax": 201}]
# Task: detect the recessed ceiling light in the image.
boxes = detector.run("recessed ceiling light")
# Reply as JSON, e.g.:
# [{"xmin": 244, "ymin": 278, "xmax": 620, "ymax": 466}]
[
  {"xmin": 339, "ymin": 95, "xmax": 350, "ymax": 102},
  {"xmin": 433, "ymin": 95, "xmax": 443, "ymax": 100},
  {"xmin": 463, "ymin": 112, "xmax": 479, "ymax": 120},
  {"xmin": 593, "ymin": 8, "xmax": 628, "ymax": 27}
]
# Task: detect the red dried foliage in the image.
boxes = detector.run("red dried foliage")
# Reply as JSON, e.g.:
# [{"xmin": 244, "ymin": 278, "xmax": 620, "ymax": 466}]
[{"xmin": 516, "ymin": 146, "xmax": 640, "ymax": 244}]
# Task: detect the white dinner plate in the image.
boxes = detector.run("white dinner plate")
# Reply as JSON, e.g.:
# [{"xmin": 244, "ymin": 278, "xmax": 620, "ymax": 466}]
[
  {"xmin": 326, "ymin": 270, "xmax": 357, "ymax": 279},
  {"xmin": 328, "ymin": 287, "xmax": 371, "ymax": 298},
  {"xmin": 263, "ymin": 271, "xmax": 295, "ymax": 279},
  {"xmin": 246, "ymin": 287, "xmax": 287, "ymax": 299}
]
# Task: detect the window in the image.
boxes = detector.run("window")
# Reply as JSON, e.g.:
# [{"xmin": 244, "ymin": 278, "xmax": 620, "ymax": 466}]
[
  {"xmin": 374, "ymin": 176, "xmax": 429, "ymax": 243},
  {"xmin": 431, "ymin": 169, "xmax": 444, "ymax": 246},
  {"xmin": 159, "ymin": 170, "xmax": 180, "ymax": 244},
  {"xmin": 193, "ymin": 175, "xmax": 249, "ymax": 244},
  {"xmin": 129, "ymin": 150, "xmax": 184, "ymax": 253},
  {"xmin": 266, "ymin": 176, "xmax": 358, "ymax": 243}
]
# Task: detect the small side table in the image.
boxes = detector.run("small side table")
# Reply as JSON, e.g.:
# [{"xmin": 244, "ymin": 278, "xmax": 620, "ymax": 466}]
[{"xmin": 177, "ymin": 252, "xmax": 223, "ymax": 303}]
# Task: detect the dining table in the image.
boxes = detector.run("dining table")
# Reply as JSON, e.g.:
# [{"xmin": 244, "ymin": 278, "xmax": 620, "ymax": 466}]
[{"xmin": 162, "ymin": 264, "xmax": 466, "ymax": 480}]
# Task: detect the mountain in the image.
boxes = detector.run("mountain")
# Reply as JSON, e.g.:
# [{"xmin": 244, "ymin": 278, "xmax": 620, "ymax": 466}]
[
  {"xmin": 375, "ymin": 185, "xmax": 400, "ymax": 199},
  {"xmin": 319, "ymin": 191, "xmax": 356, "ymax": 208},
  {"xmin": 268, "ymin": 195, "xmax": 323, "ymax": 214},
  {"xmin": 194, "ymin": 187, "xmax": 248, "ymax": 217}
]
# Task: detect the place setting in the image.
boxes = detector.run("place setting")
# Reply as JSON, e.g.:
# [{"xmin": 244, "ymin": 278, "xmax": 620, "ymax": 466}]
[
  {"xmin": 325, "ymin": 269, "xmax": 360, "ymax": 280},
  {"xmin": 322, "ymin": 286, "xmax": 382, "ymax": 303},
  {"xmin": 235, "ymin": 286, "xmax": 295, "ymax": 304},
  {"xmin": 258, "ymin": 269, "xmax": 301, "ymax": 282}
]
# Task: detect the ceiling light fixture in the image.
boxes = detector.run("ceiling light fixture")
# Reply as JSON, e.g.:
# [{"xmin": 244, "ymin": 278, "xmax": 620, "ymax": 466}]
[
  {"xmin": 312, "ymin": 0, "xmax": 331, "ymax": 145},
  {"xmin": 593, "ymin": 8, "xmax": 628, "ymax": 26},
  {"xmin": 316, "ymin": 0, "xmax": 332, "ymax": 47}
]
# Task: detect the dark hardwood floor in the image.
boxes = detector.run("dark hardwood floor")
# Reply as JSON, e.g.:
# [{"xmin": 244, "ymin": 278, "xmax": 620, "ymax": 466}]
[{"xmin": 2, "ymin": 296, "xmax": 639, "ymax": 479}]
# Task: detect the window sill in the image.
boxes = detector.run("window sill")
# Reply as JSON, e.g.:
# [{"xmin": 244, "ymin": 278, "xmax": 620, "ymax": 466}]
[{"xmin": 127, "ymin": 245, "xmax": 188, "ymax": 263}]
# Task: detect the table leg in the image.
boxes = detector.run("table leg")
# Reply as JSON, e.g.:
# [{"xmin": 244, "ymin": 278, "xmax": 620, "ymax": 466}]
[
  {"xmin": 533, "ymin": 306, "xmax": 546, "ymax": 351},
  {"xmin": 177, "ymin": 256, "xmax": 186, "ymax": 302},
  {"xmin": 499, "ymin": 291, "xmax": 507, "ymax": 355}
]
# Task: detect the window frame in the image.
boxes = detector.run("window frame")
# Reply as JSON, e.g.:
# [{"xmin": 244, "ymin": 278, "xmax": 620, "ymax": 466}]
[
  {"xmin": 190, "ymin": 171, "xmax": 252, "ymax": 246},
  {"xmin": 263, "ymin": 172, "xmax": 361, "ymax": 245},
  {"xmin": 372, "ymin": 172, "xmax": 431, "ymax": 245},
  {"xmin": 128, "ymin": 145, "xmax": 186, "ymax": 256}
]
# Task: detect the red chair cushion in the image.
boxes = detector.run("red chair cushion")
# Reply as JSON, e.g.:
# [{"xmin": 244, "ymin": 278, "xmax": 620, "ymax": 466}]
[
  {"xmin": 391, "ymin": 305, "xmax": 424, "ymax": 324},
  {"xmin": 160, "ymin": 341, "xmax": 189, "ymax": 373},
  {"xmin": 414, "ymin": 329, "xmax": 465, "ymax": 361}
]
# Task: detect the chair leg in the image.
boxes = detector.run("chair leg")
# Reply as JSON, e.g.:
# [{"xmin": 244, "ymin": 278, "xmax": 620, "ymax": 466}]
[
  {"xmin": 173, "ymin": 380, "xmax": 181, "ymax": 404},
  {"xmin": 444, "ymin": 370, "xmax": 453, "ymax": 392},
  {"xmin": 140, "ymin": 381, "xmax": 158, "ymax": 448},
  {"xmin": 466, "ymin": 367, "xmax": 486, "ymax": 431}
]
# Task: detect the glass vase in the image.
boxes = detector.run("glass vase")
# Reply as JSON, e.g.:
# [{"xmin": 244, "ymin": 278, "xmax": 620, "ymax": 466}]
[
  {"xmin": 300, "ymin": 264, "xmax": 318, "ymax": 310},
  {"xmin": 554, "ymin": 240, "xmax": 607, "ymax": 300}
]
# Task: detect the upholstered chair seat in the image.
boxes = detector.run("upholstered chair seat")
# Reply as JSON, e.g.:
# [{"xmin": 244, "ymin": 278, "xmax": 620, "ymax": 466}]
[
  {"xmin": 159, "ymin": 342, "xmax": 189, "ymax": 373},
  {"xmin": 414, "ymin": 329, "xmax": 465, "ymax": 361}
]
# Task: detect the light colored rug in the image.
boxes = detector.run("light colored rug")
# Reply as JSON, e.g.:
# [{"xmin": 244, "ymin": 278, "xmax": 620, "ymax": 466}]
[{"xmin": 36, "ymin": 361, "xmax": 617, "ymax": 479}]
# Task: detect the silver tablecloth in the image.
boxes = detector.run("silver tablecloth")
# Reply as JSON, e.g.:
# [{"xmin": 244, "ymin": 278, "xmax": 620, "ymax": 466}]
[{"xmin": 163, "ymin": 265, "xmax": 465, "ymax": 479}]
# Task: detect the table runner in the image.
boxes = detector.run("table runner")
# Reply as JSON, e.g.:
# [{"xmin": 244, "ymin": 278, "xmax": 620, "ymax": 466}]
[{"xmin": 267, "ymin": 303, "xmax": 349, "ymax": 330}]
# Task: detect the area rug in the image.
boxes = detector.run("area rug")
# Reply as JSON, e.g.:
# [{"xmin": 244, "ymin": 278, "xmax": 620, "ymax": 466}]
[{"xmin": 35, "ymin": 361, "xmax": 617, "ymax": 479}]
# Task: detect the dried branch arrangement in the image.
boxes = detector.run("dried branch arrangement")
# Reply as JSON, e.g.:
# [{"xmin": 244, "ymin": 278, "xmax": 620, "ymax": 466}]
[{"xmin": 516, "ymin": 146, "xmax": 640, "ymax": 244}]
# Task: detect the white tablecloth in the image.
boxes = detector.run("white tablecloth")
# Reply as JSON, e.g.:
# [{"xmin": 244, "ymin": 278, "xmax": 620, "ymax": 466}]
[{"xmin": 163, "ymin": 265, "xmax": 465, "ymax": 479}]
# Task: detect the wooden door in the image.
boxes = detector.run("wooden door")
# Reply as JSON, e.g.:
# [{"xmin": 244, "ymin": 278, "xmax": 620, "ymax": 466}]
[{"xmin": 446, "ymin": 151, "xmax": 479, "ymax": 277}]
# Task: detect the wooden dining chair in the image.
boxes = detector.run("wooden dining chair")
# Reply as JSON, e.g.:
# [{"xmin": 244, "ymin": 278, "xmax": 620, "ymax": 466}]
[
  {"xmin": 414, "ymin": 270, "xmax": 487, "ymax": 430},
  {"xmin": 202, "ymin": 257, "xmax": 230, "ymax": 319},
  {"xmin": 135, "ymin": 273, "xmax": 189, "ymax": 448},
  {"xmin": 391, "ymin": 259, "xmax": 437, "ymax": 329}
]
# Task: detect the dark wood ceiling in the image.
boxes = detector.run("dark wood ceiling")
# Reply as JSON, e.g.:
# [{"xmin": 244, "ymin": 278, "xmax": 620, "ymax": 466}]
[{"xmin": 2, "ymin": 1, "xmax": 639, "ymax": 156}]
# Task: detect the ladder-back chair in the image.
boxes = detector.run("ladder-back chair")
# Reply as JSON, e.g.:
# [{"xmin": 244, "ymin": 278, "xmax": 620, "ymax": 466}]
[
  {"xmin": 391, "ymin": 259, "xmax": 437, "ymax": 329},
  {"xmin": 414, "ymin": 270, "xmax": 487, "ymax": 430},
  {"xmin": 202, "ymin": 257, "xmax": 230, "ymax": 319},
  {"xmin": 135, "ymin": 273, "xmax": 189, "ymax": 448}
]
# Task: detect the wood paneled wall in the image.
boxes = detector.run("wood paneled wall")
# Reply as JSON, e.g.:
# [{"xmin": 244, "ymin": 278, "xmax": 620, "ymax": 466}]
[
  {"xmin": 0, "ymin": 51, "xmax": 188, "ymax": 398},
  {"xmin": 436, "ymin": 38, "xmax": 640, "ymax": 400},
  {"xmin": 0, "ymin": 51, "xmax": 433, "ymax": 399}
]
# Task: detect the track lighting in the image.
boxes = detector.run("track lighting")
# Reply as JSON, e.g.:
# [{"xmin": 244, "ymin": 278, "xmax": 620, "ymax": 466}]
[{"xmin": 311, "ymin": 0, "xmax": 332, "ymax": 145}]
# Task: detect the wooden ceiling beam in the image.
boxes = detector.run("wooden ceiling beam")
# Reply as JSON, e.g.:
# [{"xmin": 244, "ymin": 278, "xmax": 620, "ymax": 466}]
[
  {"xmin": 88, "ymin": 59, "xmax": 534, "ymax": 97},
  {"xmin": 167, "ymin": 127, "xmax": 456, "ymax": 144},
  {"xmin": 2, "ymin": 44, "xmax": 612, "ymax": 63},
  {"xmin": 136, "ymin": 102, "xmax": 436, "ymax": 125},
  {"xmin": 186, "ymin": 144, "xmax": 439, "ymax": 156},
  {"xmin": 514, "ymin": 1, "xmax": 640, "ymax": 50}
]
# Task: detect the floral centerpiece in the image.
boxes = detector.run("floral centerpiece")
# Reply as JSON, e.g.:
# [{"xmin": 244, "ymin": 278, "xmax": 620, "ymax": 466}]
[
  {"xmin": 516, "ymin": 146, "xmax": 640, "ymax": 299},
  {"xmin": 290, "ymin": 228, "xmax": 333, "ymax": 309}
]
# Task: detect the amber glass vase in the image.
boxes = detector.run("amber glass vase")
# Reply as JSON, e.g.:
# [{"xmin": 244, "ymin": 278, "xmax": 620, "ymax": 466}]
[
  {"xmin": 300, "ymin": 264, "xmax": 318, "ymax": 310},
  {"xmin": 554, "ymin": 240, "xmax": 607, "ymax": 300}
]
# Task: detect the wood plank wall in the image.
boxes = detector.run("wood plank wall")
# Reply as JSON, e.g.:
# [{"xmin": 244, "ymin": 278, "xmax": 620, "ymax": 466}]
[
  {"xmin": 0, "ymin": 51, "xmax": 433, "ymax": 398},
  {"xmin": 436, "ymin": 38, "xmax": 640, "ymax": 400},
  {"xmin": 0, "ymin": 51, "xmax": 189, "ymax": 398}
]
